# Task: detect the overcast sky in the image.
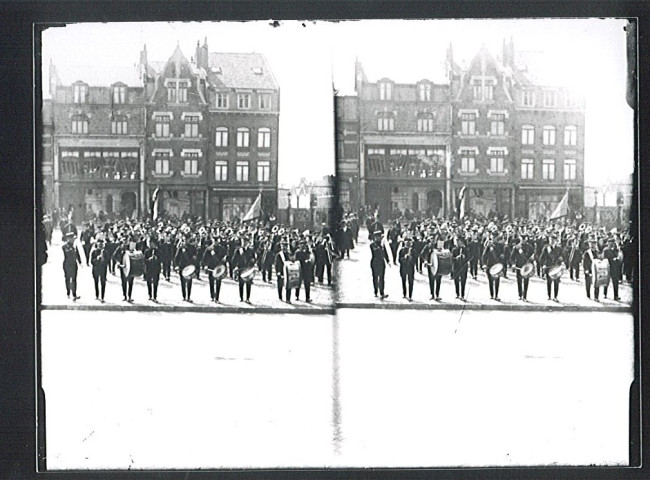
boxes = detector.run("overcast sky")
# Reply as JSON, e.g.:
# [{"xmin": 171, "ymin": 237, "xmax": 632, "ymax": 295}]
[{"xmin": 41, "ymin": 19, "xmax": 633, "ymax": 186}]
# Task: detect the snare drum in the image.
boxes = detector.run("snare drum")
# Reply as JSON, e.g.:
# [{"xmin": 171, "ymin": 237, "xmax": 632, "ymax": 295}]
[
  {"xmin": 212, "ymin": 264, "xmax": 227, "ymax": 280},
  {"xmin": 284, "ymin": 261, "xmax": 302, "ymax": 289},
  {"xmin": 122, "ymin": 251, "xmax": 144, "ymax": 278},
  {"xmin": 181, "ymin": 264, "xmax": 196, "ymax": 279},
  {"xmin": 547, "ymin": 265, "xmax": 565, "ymax": 280},
  {"xmin": 520, "ymin": 263, "xmax": 535, "ymax": 279},
  {"xmin": 489, "ymin": 263, "xmax": 504, "ymax": 278},
  {"xmin": 436, "ymin": 250, "xmax": 453, "ymax": 276},
  {"xmin": 239, "ymin": 267, "xmax": 257, "ymax": 283},
  {"xmin": 592, "ymin": 259, "xmax": 610, "ymax": 288}
]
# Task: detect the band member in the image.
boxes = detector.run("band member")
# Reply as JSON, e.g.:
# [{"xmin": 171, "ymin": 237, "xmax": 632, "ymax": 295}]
[
  {"xmin": 314, "ymin": 235, "xmax": 333, "ymax": 285},
  {"xmin": 62, "ymin": 231, "xmax": 82, "ymax": 300},
  {"xmin": 160, "ymin": 233, "xmax": 173, "ymax": 281},
  {"xmin": 468, "ymin": 230, "xmax": 481, "ymax": 280},
  {"xmin": 258, "ymin": 236, "xmax": 274, "ymax": 283},
  {"xmin": 603, "ymin": 237, "xmax": 622, "ymax": 301},
  {"xmin": 398, "ymin": 237, "xmax": 416, "ymax": 301},
  {"xmin": 421, "ymin": 236, "xmax": 442, "ymax": 301},
  {"xmin": 174, "ymin": 237, "xmax": 195, "ymax": 302},
  {"xmin": 482, "ymin": 236, "xmax": 503, "ymax": 301},
  {"xmin": 295, "ymin": 240, "xmax": 314, "ymax": 302},
  {"xmin": 202, "ymin": 238, "xmax": 228, "ymax": 303},
  {"xmin": 90, "ymin": 238, "xmax": 109, "ymax": 302},
  {"xmin": 387, "ymin": 221, "xmax": 401, "ymax": 265},
  {"xmin": 539, "ymin": 234, "xmax": 564, "ymax": 302},
  {"xmin": 451, "ymin": 236, "xmax": 469, "ymax": 301},
  {"xmin": 112, "ymin": 237, "xmax": 135, "ymax": 302},
  {"xmin": 369, "ymin": 231, "xmax": 390, "ymax": 299},
  {"xmin": 80, "ymin": 223, "xmax": 94, "ymax": 266},
  {"xmin": 511, "ymin": 238, "xmax": 531, "ymax": 302},
  {"xmin": 338, "ymin": 221, "xmax": 354, "ymax": 259},
  {"xmin": 582, "ymin": 237, "xmax": 601, "ymax": 301},
  {"xmin": 566, "ymin": 235, "xmax": 581, "ymax": 281},
  {"xmin": 413, "ymin": 233, "xmax": 425, "ymax": 274},
  {"xmin": 105, "ymin": 233, "xmax": 118, "ymax": 275},
  {"xmin": 232, "ymin": 237, "xmax": 257, "ymax": 303},
  {"xmin": 275, "ymin": 240, "xmax": 293, "ymax": 302},
  {"xmin": 144, "ymin": 239, "xmax": 162, "ymax": 302}
]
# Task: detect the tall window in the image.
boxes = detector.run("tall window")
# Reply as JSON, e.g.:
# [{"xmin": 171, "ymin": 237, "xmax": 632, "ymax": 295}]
[
  {"xmin": 522, "ymin": 90, "xmax": 535, "ymax": 107},
  {"xmin": 490, "ymin": 113, "xmax": 505, "ymax": 136},
  {"xmin": 236, "ymin": 127, "xmax": 250, "ymax": 147},
  {"xmin": 379, "ymin": 82, "xmax": 392, "ymax": 100},
  {"xmin": 543, "ymin": 90, "xmax": 557, "ymax": 107},
  {"xmin": 377, "ymin": 112, "xmax": 394, "ymax": 131},
  {"xmin": 542, "ymin": 126, "xmax": 556, "ymax": 146},
  {"xmin": 490, "ymin": 150, "xmax": 505, "ymax": 173},
  {"xmin": 564, "ymin": 126, "xmax": 577, "ymax": 146},
  {"xmin": 521, "ymin": 125, "xmax": 535, "ymax": 145},
  {"xmin": 461, "ymin": 112, "xmax": 476, "ymax": 135},
  {"xmin": 418, "ymin": 83, "xmax": 431, "ymax": 101},
  {"xmin": 215, "ymin": 127, "xmax": 228, "ymax": 147},
  {"xmin": 237, "ymin": 93, "xmax": 251, "ymax": 109},
  {"xmin": 73, "ymin": 83, "xmax": 88, "ymax": 104},
  {"xmin": 178, "ymin": 82, "xmax": 188, "ymax": 103},
  {"xmin": 154, "ymin": 114, "xmax": 171, "ymax": 138},
  {"xmin": 257, "ymin": 127, "xmax": 271, "ymax": 148},
  {"xmin": 71, "ymin": 115, "xmax": 88, "ymax": 134},
  {"xmin": 564, "ymin": 159, "xmax": 576, "ymax": 180},
  {"xmin": 111, "ymin": 116, "xmax": 128, "ymax": 135},
  {"xmin": 154, "ymin": 151, "xmax": 170, "ymax": 175},
  {"xmin": 542, "ymin": 159, "xmax": 555, "ymax": 180},
  {"xmin": 183, "ymin": 153, "xmax": 199, "ymax": 175},
  {"xmin": 257, "ymin": 161, "xmax": 270, "ymax": 182},
  {"xmin": 484, "ymin": 84, "xmax": 494, "ymax": 100},
  {"xmin": 416, "ymin": 113, "xmax": 434, "ymax": 132},
  {"xmin": 460, "ymin": 150, "xmax": 476, "ymax": 173},
  {"xmin": 167, "ymin": 81, "xmax": 188, "ymax": 103},
  {"xmin": 236, "ymin": 161, "xmax": 249, "ymax": 182},
  {"xmin": 215, "ymin": 92, "xmax": 228, "ymax": 109},
  {"xmin": 215, "ymin": 160, "xmax": 228, "ymax": 181},
  {"xmin": 521, "ymin": 158, "xmax": 534, "ymax": 179},
  {"xmin": 259, "ymin": 93, "xmax": 272, "ymax": 110},
  {"xmin": 112, "ymin": 85, "xmax": 126, "ymax": 104},
  {"xmin": 184, "ymin": 115, "xmax": 199, "ymax": 138}
]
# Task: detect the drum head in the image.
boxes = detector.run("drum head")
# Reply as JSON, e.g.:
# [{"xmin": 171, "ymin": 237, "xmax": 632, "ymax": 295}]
[
  {"xmin": 430, "ymin": 251, "xmax": 439, "ymax": 276},
  {"xmin": 548, "ymin": 265, "xmax": 564, "ymax": 280},
  {"xmin": 521, "ymin": 263, "xmax": 534, "ymax": 278},
  {"xmin": 214, "ymin": 265, "xmax": 227, "ymax": 279},
  {"xmin": 182, "ymin": 265, "xmax": 196, "ymax": 279},
  {"xmin": 122, "ymin": 252, "xmax": 131, "ymax": 276}
]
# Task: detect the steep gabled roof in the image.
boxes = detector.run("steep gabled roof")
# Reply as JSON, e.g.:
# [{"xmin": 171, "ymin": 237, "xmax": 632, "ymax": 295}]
[
  {"xmin": 52, "ymin": 64, "xmax": 142, "ymax": 87},
  {"xmin": 206, "ymin": 52, "xmax": 278, "ymax": 90}
]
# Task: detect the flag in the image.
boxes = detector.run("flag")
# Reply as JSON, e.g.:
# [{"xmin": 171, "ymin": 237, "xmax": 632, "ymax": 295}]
[
  {"xmin": 151, "ymin": 187, "xmax": 160, "ymax": 221},
  {"xmin": 243, "ymin": 193, "xmax": 262, "ymax": 222},
  {"xmin": 458, "ymin": 186, "xmax": 467, "ymax": 219},
  {"xmin": 550, "ymin": 189, "xmax": 569, "ymax": 220}
]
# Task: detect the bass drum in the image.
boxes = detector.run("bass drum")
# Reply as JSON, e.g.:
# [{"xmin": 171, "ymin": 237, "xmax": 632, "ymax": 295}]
[
  {"xmin": 213, "ymin": 264, "xmax": 227, "ymax": 280},
  {"xmin": 123, "ymin": 251, "xmax": 144, "ymax": 278},
  {"xmin": 547, "ymin": 265, "xmax": 565, "ymax": 280},
  {"xmin": 520, "ymin": 263, "xmax": 535, "ymax": 279},
  {"xmin": 429, "ymin": 249, "xmax": 452, "ymax": 276},
  {"xmin": 239, "ymin": 267, "xmax": 257, "ymax": 283},
  {"xmin": 182, "ymin": 265, "xmax": 196, "ymax": 279},
  {"xmin": 488, "ymin": 263, "xmax": 504, "ymax": 278},
  {"xmin": 284, "ymin": 261, "xmax": 302, "ymax": 289},
  {"xmin": 593, "ymin": 259, "xmax": 610, "ymax": 288}
]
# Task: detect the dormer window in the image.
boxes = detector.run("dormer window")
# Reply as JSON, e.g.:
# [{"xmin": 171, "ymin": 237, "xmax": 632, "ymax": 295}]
[
  {"xmin": 215, "ymin": 92, "xmax": 228, "ymax": 109},
  {"xmin": 522, "ymin": 90, "xmax": 535, "ymax": 107},
  {"xmin": 418, "ymin": 83, "xmax": 431, "ymax": 102},
  {"xmin": 237, "ymin": 93, "xmax": 251, "ymax": 109},
  {"xmin": 379, "ymin": 81, "xmax": 392, "ymax": 101},
  {"xmin": 73, "ymin": 83, "xmax": 88, "ymax": 104},
  {"xmin": 112, "ymin": 84, "xmax": 126, "ymax": 104},
  {"xmin": 259, "ymin": 93, "xmax": 272, "ymax": 110},
  {"xmin": 252, "ymin": 67, "xmax": 263, "ymax": 75},
  {"xmin": 543, "ymin": 90, "xmax": 557, "ymax": 108},
  {"xmin": 71, "ymin": 114, "xmax": 88, "ymax": 134},
  {"xmin": 167, "ymin": 80, "xmax": 188, "ymax": 103},
  {"xmin": 471, "ymin": 77, "xmax": 496, "ymax": 101}
]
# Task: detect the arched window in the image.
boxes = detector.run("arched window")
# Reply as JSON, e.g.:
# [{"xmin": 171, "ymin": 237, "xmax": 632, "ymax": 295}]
[
  {"xmin": 257, "ymin": 127, "xmax": 271, "ymax": 148},
  {"xmin": 215, "ymin": 127, "xmax": 228, "ymax": 147},
  {"xmin": 236, "ymin": 127, "xmax": 250, "ymax": 148},
  {"xmin": 418, "ymin": 82, "xmax": 431, "ymax": 101}
]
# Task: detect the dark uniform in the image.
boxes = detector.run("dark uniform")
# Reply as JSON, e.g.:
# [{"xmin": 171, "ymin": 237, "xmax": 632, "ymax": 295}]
[
  {"xmin": 369, "ymin": 236, "xmax": 390, "ymax": 298},
  {"xmin": 202, "ymin": 241, "xmax": 228, "ymax": 302},
  {"xmin": 62, "ymin": 237, "xmax": 82, "ymax": 299},
  {"xmin": 144, "ymin": 244, "xmax": 162, "ymax": 301},
  {"xmin": 398, "ymin": 241, "xmax": 416, "ymax": 300},
  {"xmin": 314, "ymin": 237, "xmax": 333, "ymax": 285},
  {"xmin": 295, "ymin": 244, "xmax": 314, "ymax": 302},
  {"xmin": 582, "ymin": 242, "xmax": 601, "ymax": 300},
  {"xmin": 511, "ymin": 242, "xmax": 532, "ymax": 301},
  {"xmin": 174, "ymin": 242, "xmax": 196, "ymax": 302},
  {"xmin": 159, "ymin": 237, "xmax": 173, "ymax": 281},
  {"xmin": 90, "ymin": 242, "xmax": 109, "ymax": 301},
  {"xmin": 112, "ymin": 242, "xmax": 135, "ymax": 301},
  {"xmin": 421, "ymin": 241, "xmax": 442, "ymax": 300},
  {"xmin": 468, "ymin": 234, "xmax": 482, "ymax": 280},
  {"xmin": 451, "ymin": 241, "xmax": 469, "ymax": 300},
  {"xmin": 231, "ymin": 244, "xmax": 257, "ymax": 302},
  {"xmin": 603, "ymin": 240, "xmax": 622, "ymax": 300},
  {"xmin": 274, "ymin": 246, "xmax": 293, "ymax": 302},
  {"xmin": 482, "ymin": 241, "xmax": 504, "ymax": 300},
  {"xmin": 539, "ymin": 239, "xmax": 564, "ymax": 301}
]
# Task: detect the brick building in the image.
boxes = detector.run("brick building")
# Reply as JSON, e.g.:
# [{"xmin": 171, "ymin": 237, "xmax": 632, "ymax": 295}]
[
  {"xmin": 351, "ymin": 60, "xmax": 453, "ymax": 219},
  {"xmin": 41, "ymin": 98, "xmax": 54, "ymax": 214},
  {"xmin": 336, "ymin": 41, "xmax": 586, "ymax": 221},
  {"xmin": 49, "ymin": 62, "xmax": 146, "ymax": 224}
]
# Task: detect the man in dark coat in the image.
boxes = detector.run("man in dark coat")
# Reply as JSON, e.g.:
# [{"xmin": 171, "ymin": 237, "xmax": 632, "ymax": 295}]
[
  {"xmin": 482, "ymin": 237, "xmax": 504, "ymax": 301},
  {"xmin": 603, "ymin": 237, "xmax": 622, "ymax": 301},
  {"xmin": 386, "ymin": 221, "xmax": 401, "ymax": 265},
  {"xmin": 468, "ymin": 230, "xmax": 482, "ymax": 280},
  {"xmin": 144, "ymin": 239, "xmax": 162, "ymax": 302},
  {"xmin": 511, "ymin": 237, "xmax": 531, "ymax": 302},
  {"xmin": 295, "ymin": 241, "xmax": 314, "ymax": 302},
  {"xmin": 174, "ymin": 237, "xmax": 196, "ymax": 302},
  {"xmin": 369, "ymin": 231, "xmax": 390, "ymax": 299},
  {"xmin": 582, "ymin": 237, "xmax": 602, "ymax": 301},
  {"xmin": 451, "ymin": 235, "xmax": 469, "ymax": 301},
  {"xmin": 202, "ymin": 238, "xmax": 228, "ymax": 303},
  {"xmin": 159, "ymin": 234, "xmax": 174, "ymax": 281},
  {"xmin": 90, "ymin": 238, "xmax": 109, "ymax": 302},
  {"xmin": 421, "ymin": 236, "xmax": 443, "ymax": 301},
  {"xmin": 112, "ymin": 237, "xmax": 136, "ymax": 302},
  {"xmin": 231, "ymin": 237, "xmax": 257, "ymax": 303},
  {"xmin": 539, "ymin": 234, "xmax": 564, "ymax": 302},
  {"xmin": 398, "ymin": 237, "xmax": 416, "ymax": 301},
  {"xmin": 80, "ymin": 223, "xmax": 94, "ymax": 266},
  {"xmin": 565, "ymin": 235, "xmax": 582, "ymax": 281},
  {"xmin": 314, "ymin": 235, "xmax": 333, "ymax": 285},
  {"xmin": 274, "ymin": 240, "xmax": 293, "ymax": 302},
  {"xmin": 62, "ymin": 232, "xmax": 82, "ymax": 300}
]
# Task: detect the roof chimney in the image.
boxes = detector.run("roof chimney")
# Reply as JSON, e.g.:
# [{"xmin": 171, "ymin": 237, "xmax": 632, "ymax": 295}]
[
  {"xmin": 201, "ymin": 37, "xmax": 209, "ymax": 70},
  {"xmin": 140, "ymin": 44, "xmax": 148, "ymax": 66}
]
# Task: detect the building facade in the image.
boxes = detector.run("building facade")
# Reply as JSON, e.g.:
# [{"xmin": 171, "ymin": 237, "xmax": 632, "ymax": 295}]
[
  {"xmin": 49, "ymin": 63, "xmax": 146, "ymax": 224},
  {"xmin": 336, "ymin": 41, "xmax": 586, "ymax": 221},
  {"xmin": 335, "ymin": 96, "xmax": 361, "ymax": 212},
  {"xmin": 46, "ymin": 41, "xmax": 280, "ymax": 224}
]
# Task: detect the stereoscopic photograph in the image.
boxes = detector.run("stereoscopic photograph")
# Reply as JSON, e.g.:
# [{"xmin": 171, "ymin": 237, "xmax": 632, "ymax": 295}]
[{"xmin": 37, "ymin": 18, "xmax": 637, "ymax": 469}]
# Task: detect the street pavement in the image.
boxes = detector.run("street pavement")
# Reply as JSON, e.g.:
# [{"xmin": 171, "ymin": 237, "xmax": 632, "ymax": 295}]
[
  {"xmin": 335, "ymin": 229, "xmax": 633, "ymax": 311},
  {"xmin": 42, "ymin": 231, "xmax": 335, "ymax": 313}
]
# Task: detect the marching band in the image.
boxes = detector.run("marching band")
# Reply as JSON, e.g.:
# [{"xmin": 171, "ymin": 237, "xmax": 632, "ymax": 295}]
[{"xmin": 56, "ymin": 217, "xmax": 335, "ymax": 305}]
